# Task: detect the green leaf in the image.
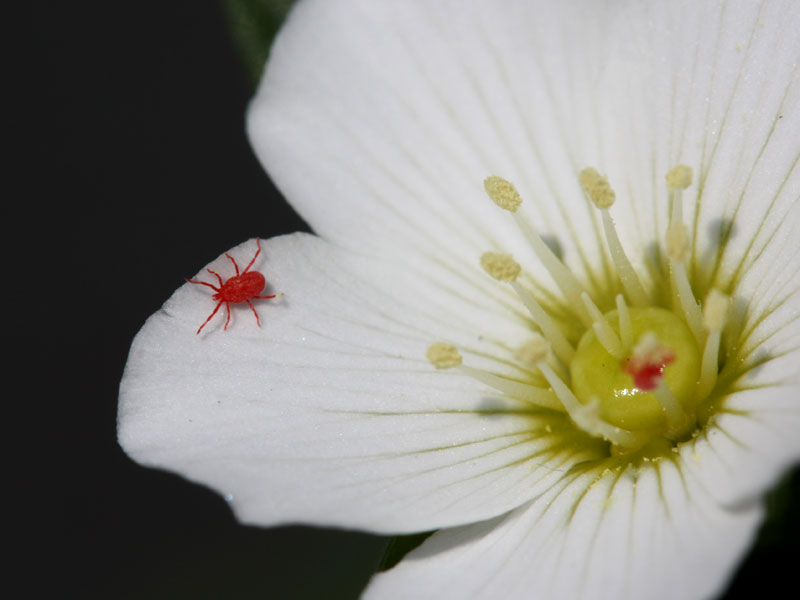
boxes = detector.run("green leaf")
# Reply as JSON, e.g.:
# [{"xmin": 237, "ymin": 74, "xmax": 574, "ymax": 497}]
[
  {"xmin": 221, "ymin": 0, "xmax": 297, "ymax": 87},
  {"xmin": 377, "ymin": 531, "xmax": 436, "ymax": 572}
]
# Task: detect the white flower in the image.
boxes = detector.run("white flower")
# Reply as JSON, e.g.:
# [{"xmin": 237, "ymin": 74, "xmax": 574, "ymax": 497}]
[{"xmin": 118, "ymin": 1, "xmax": 800, "ymax": 598}]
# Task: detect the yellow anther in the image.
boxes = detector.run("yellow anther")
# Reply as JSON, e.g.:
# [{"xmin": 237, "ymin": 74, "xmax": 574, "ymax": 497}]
[
  {"xmin": 579, "ymin": 167, "xmax": 616, "ymax": 209},
  {"xmin": 666, "ymin": 222, "xmax": 689, "ymax": 262},
  {"xmin": 666, "ymin": 165, "xmax": 693, "ymax": 190},
  {"xmin": 703, "ymin": 289, "xmax": 729, "ymax": 332},
  {"xmin": 480, "ymin": 252, "xmax": 521, "ymax": 282},
  {"xmin": 515, "ymin": 335, "xmax": 550, "ymax": 368},
  {"xmin": 484, "ymin": 176, "xmax": 522, "ymax": 212},
  {"xmin": 426, "ymin": 342, "xmax": 462, "ymax": 369}
]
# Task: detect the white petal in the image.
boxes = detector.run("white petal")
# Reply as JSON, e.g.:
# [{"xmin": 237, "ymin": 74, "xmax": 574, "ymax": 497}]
[
  {"xmin": 249, "ymin": 0, "xmax": 799, "ymax": 302},
  {"xmin": 681, "ymin": 0, "xmax": 800, "ymax": 297},
  {"xmin": 364, "ymin": 460, "xmax": 762, "ymax": 600},
  {"xmin": 248, "ymin": 0, "xmax": 636, "ymax": 293},
  {"xmin": 119, "ymin": 234, "xmax": 597, "ymax": 533},
  {"xmin": 682, "ymin": 386, "xmax": 800, "ymax": 507},
  {"xmin": 685, "ymin": 205, "xmax": 800, "ymax": 505}
]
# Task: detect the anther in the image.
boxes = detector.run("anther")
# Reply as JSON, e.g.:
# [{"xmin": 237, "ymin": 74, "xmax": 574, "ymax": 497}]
[
  {"xmin": 579, "ymin": 168, "xmax": 616, "ymax": 209},
  {"xmin": 515, "ymin": 335, "xmax": 550, "ymax": 367},
  {"xmin": 665, "ymin": 165, "xmax": 693, "ymax": 191},
  {"xmin": 426, "ymin": 342, "xmax": 563, "ymax": 411},
  {"xmin": 666, "ymin": 165, "xmax": 692, "ymax": 226},
  {"xmin": 483, "ymin": 175, "xmax": 592, "ymax": 326},
  {"xmin": 480, "ymin": 252, "xmax": 521, "ymax": 282},
  {"xmin": 580, "ymin": 167, "xmax": 649, "ymax": 307},
  {"xmin": 481, "ymin": 252, "xmax": 575, "ymax": 364},
  {"xmin": 484, "ymin": 176, "xmax": 522, "ymax": 212},
  {"xmin": 426, "ymin": 342, "xmax": 462, "ymax": 369},
  {"xmin": 697, "ymin": 290, "xmax": 729, "ymax": 399}
]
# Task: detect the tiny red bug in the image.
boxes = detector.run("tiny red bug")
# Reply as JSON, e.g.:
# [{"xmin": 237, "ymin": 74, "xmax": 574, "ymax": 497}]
[{"xmin": 186, "ymin": 238, "xmax": 280, "ymax": 334}]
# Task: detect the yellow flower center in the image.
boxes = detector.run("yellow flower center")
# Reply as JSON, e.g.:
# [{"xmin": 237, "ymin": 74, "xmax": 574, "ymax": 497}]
[
  {"xmin": 428, "ymin": 165, "xmax": 731, "ymax": 458},
  {"xmin": 571, "ymin": 307, "xmax": 699, "ymax": 433}
]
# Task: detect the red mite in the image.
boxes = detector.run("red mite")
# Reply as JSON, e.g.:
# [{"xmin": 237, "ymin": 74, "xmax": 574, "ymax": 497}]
[{"xmin": 186, "ymin": 238, "xmax": 279, "ymax": 334}]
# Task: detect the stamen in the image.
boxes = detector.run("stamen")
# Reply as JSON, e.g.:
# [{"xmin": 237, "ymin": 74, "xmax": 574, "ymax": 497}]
[
  {"xmin": 582, "ymin": 292, "xmax": 624, "ymax": 360},
  {"xmin": 483, "ymin": 176, "xmax": 592, "ymax": 326},
  {"xmin": 511, "ymin": 282, "xmax": 577, "ymax": 364},
  {"xmin": 578, "ymin": 168, "xmax": 616, "ymax": 209},
  {"xmin": 696, "ymin": 290, "xmax": 729, "ymax": 399},
  {"xmin": 527, "ymin": 336, "xmax": 644, "ymax": 448},
  {"xmin": 425, "ymin": 342, "xmax": 563, "ymax": 411},
  {"xmin": 480, "ymin": 252, "xmax": 521, "ymax": 282},
  {"xmin": 666, "ymin": 164, "xmax": 693, "ymax": 191},
  {"xmin": 480, "ymin": 252, "xmax": 576, "ymax": 364},
  {"xmin": 580, "ymin": 168, "xmax": 649, "ymax": 307},
  {"xmin": 666, "ymin": 222, "xmax": 690, "ymax": 263},
  {"xmin": 515, "ymin": 338, "xmax": 567, "ymax": 380},
  {"xmin": 667, "ymin": 222, "xmax": 704, "ymax": 342},
  {"xmin": 616, "ymin": 294, "xmax": 633, "ymax": 350},
  {"xmin": 484, "ymin": 176, "xmax": 522, "ymax": 212},
  {"xmin": 666, "ymin": 164, "xmax": 693, "ymax": 225},
  {"xmin": 654, "ymin": 381, "xmax": 691, "ymax": 436},
  {"xmin": 481, "ymin": 252, "xmax": 575, "ymax": 364},
  {"xmin": 426, "ymin": 342, "xmax": 463, "ymax": 369}
]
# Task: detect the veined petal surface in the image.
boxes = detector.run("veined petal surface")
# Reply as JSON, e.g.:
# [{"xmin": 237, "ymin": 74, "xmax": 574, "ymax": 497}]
[
  {"xmin": 119, "ymin": 234, "xmax": 597, "ymax": 533},
  {"xmin": 123, "ymin": 0, "xmax": 800, "ymax": 597},
  {"xmin": 365, "ymin": 458, "xmax": 763, "ymax": 600},
  {"xmin": 249, "ymin": 0, "xmax": 800, "ymax": 303}
]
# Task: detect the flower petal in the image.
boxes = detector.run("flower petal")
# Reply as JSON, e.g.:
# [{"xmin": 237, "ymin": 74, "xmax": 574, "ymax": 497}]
[
  {"xmin": 247, "ymin": 0, "xmax": 643, "ymax": 293},
  {"xmin": 364, "ymin": 459, "xmax": 762, "ymax": 600},
  {"xmin": 249, "ymin": 0, "xmax": 799, "ymax": 302},
  {"xmin": 682, "ymin": 386, "xmax": 800, "ymax": 507},
  {"xmin": 685, "ymin": 201, "xmax": 800, "ymax": 506},
  {"xmin": 680, "ymin": 0, "xmax": 800, "ymax": 297},
  {"xmin": 119, "ymin": 234, "xmax": 597, "ymax": 532}
]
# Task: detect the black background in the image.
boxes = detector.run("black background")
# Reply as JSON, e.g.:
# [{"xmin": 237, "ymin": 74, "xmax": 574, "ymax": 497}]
[{"xmin": 17, "ymin": 1, "xmax": 796, "ymax": 598}]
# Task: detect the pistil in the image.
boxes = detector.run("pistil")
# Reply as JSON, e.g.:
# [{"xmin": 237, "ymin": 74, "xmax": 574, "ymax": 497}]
[
  {"xmin": 515, "ymin": 336, "xmax": 644, "ymax": 448},
  {"xmin": 626, "ymin": 332, "xmax": 690, "ymax": 436}
]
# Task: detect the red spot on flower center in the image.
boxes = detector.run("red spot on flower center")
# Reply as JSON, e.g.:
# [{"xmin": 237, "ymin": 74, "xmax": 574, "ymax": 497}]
[{"xmin": 623, "ymin": 348, "xmax": 676, "ymax": 391}]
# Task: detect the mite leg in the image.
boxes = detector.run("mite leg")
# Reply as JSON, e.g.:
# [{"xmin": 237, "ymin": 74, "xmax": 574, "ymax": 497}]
[
  {"xmin": 196, "ymin": 301, "xmax": 224, "ymax": 335},
  {"xmin": 242, "ymin": 238, "xmax": 262, "ymax": 274},
  {"xmin": 206, "ymin": 269, "xmax": 224, "ymax": 288},
  {"xmin": 246, "ymin": 299, "xmax": 261, "ymax": 327},
  {"xmin": 223, "ymin": 302, "xmax": 232, "ymax": 330},
  {"xmin": 186, "ymin": 278, "xmax": 220, "ymax": 292},
  {"xmin": 224, "ymin": 253, "xmax": 240, "ymax": 276}
]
